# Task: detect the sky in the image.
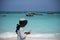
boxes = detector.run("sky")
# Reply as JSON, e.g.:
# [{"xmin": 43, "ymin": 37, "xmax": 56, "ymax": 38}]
[{"xmin": 0, "ymin": 0, "xmax": 60, "ymax": 12}]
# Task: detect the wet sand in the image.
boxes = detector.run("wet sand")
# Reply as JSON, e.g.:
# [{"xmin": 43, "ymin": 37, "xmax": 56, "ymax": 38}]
[
  {"xmin": 0, "ymin": 37, "xmax": 16, "ymax": 40},
  {"xmin": 0, "ymin": 37, "xmax": 59, "ymax": 40}
]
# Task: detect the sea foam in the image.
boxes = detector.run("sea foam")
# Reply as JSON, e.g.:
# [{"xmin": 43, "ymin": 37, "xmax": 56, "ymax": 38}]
[
  {"xmin": 0, "ymin": 32, "xmax": 60, "ymax": 39},
  {"xmin": 0, "ymin": 32, "xmax": 17, "ymax": 38}
]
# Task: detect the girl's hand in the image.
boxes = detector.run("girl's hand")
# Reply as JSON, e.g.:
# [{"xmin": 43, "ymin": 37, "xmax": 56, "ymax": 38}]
[{"xmin": 24, "ymin": 32, "xmax": 30, "ymax": 35}]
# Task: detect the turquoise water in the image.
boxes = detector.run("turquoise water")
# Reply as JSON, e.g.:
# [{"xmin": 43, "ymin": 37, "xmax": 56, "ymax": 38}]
[{"xmin": 0, "ymin": 13, "xmax": 60, "ymax": 33}]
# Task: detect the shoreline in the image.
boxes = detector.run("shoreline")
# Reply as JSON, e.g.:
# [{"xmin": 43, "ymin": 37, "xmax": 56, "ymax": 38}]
[{"xmin": 0, "ymin": 33, "xmax": 60, "ymax": 40}]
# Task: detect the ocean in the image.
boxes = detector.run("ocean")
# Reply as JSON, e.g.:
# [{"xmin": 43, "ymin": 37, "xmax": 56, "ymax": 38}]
[{"xmin": 0, "ymin": 12, "xmax": 60, "ymax": 39}]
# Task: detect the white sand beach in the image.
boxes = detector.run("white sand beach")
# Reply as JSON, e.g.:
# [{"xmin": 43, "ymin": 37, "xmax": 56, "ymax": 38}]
[
  {"xmin": 0, "ymin": 32, "xmax": 60, "ymax": 40},
  {"xmin": 0, "ymin": 37, "xmax": 16, "ymax": 40}
]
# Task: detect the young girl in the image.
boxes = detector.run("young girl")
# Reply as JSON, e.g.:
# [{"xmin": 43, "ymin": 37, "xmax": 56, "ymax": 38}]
[{"xmin": 16, "ymin": 18, "xmax": 30, "ymax": 40}]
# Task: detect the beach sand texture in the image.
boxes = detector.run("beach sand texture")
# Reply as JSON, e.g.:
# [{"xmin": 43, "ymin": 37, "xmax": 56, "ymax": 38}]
[
  {"xmin": 0, "ymin": 37, "xmax": 60, "ymax": 40},
  {"xmin": 0, "ymin": 37, "xmax": 16, "ymax": 40}
]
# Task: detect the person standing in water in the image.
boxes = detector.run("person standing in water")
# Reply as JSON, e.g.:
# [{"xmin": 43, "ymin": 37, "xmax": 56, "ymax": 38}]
[{"xmin": 16, "ymin": 18, "xmax": 30, "ymax": 40}]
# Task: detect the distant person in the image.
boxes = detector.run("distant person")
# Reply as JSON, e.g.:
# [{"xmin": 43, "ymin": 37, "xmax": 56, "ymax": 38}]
[{"xmin": 16, "ymin": 18, "xmax": 30, "ymax": 40}]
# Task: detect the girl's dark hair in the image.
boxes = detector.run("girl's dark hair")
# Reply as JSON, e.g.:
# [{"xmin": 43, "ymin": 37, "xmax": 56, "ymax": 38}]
[
  {"xmin": 16, "ymin": 20, "xmax": 28, "ymax": 32},
  {"xmin": 19, "ymin": 20, "xmax": 28, "ymax": 27}
]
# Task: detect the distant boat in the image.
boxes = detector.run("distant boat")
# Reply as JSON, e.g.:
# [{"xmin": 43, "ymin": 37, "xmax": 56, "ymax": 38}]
[
  {"xmin": 26, "ymin": 12, "xmax": 43, "ymax": 16},
  {"xmin": 26, "ymin": 12, "xmax": 34, "ymax": 16},
  {"xmin": 47, "ymin": 11, "xmax": 54, "ymax": 14}
]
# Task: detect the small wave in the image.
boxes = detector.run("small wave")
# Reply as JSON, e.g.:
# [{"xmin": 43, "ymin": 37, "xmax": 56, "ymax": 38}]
[
  {"xmin": 27, "ymin": 33, "xmax": 60, "ymax": 38},
  {"xmin": 0, "ymin": 32, "xmax": 17, "ymax": 38},
  {"xmin": 0, "ymin": 32, "xmax": 60, "ymax": 39}
]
